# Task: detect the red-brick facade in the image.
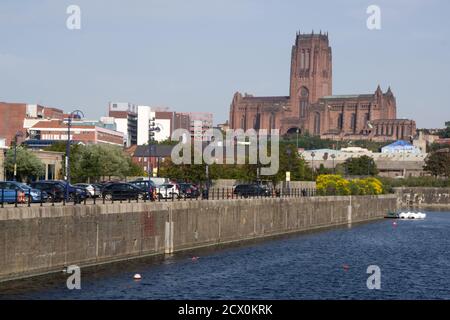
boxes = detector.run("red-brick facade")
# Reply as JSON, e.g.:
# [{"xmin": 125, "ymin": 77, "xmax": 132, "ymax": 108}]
[{"xmin": 229, "ymin": 32, "xmax": 416, "ymax": 141}]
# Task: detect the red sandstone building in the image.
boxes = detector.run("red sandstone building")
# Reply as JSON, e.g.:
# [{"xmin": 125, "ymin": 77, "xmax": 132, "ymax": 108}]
[{"xmin": 229, "ymin": 32, "xmax": 416, "ymax": 141}]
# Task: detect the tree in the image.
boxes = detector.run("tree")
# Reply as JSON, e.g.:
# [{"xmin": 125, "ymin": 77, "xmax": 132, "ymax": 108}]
[
  {"xmin": 343, "ymin": 155, "xmax": 378, "ymax": 176},
  {"xmin": 424, "ymin": 150, "xmax": 450, "ymax": 177},
  {"xmin": 5, "ymin": 147, "xmax": 45, "ymax": 181}
]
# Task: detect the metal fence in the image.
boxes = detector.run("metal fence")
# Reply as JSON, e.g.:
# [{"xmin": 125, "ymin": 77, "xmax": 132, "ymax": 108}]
[{"xmin": 0, "ymin": 187, "xmax": 317, "ymax": 209}]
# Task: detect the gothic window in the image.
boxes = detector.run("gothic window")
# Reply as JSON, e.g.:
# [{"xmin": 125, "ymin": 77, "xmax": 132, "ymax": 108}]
[
  {"xmin": 364, "ymin": 113, "xmax": 370, "ymax": 125},
  {"xmin": 299, "ymin": 87, "xmax": 309, "ymax": 118},
  {"xmin": 269, "ymin": 113, "xmax": 276, "ymax": 130},
  {"xmin": 314, "ymin": 113, "xmax": 321, "ymax": 135},
  {"xmin": 305, "ymin": 50, "xmax": 310, "ymax": 69},
  {"xmin": 240, "ymin": 115, "xmax": 246, "ymax": 130},
  {"xmin": 300, "ymin": 50, "xmax": 305, "ymax": 70},
  {"xmin": 338, "ymin": 113, "xmax": 343, "ymax": 130},
  {"xmin": 300, "ymin": 101, "xmax": 308, "ymax": 118},
  {"xmin": 350, "ymin": 113, "xmax": 356, "ymax": 130}
]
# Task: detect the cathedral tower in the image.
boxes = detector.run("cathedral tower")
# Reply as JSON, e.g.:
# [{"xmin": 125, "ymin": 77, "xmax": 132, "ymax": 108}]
[{"xmin": 290, "ymin": 31, "xmax": 332, "ymax": 120}]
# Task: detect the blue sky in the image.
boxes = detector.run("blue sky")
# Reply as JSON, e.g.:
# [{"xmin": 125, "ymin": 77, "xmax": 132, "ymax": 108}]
[{"xmin": 1, "ymin": 0, "xmax": 449, "ymax": 128}]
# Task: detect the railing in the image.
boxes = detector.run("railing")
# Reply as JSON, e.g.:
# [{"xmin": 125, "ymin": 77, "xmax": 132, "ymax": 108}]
[{"xmin": 0, "ymin": 187, "xmax": 317, "ymax": 209}]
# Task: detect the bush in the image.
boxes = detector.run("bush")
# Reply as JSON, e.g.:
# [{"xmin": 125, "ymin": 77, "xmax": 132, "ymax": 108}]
[{"xmin": 317, "ymin": 174, "xmax": 384, "ymax": 196}]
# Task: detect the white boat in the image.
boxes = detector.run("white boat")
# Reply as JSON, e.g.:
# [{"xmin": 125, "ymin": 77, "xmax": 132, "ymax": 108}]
[{"xmin": 399, "ymin": 212, "xmax": 426, "ymax": 220}]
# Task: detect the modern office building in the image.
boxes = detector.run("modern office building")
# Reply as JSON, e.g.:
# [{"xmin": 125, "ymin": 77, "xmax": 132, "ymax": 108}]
[{"xmin": 108, "ymin": 102, "xmax": 138, "ymax": 147}]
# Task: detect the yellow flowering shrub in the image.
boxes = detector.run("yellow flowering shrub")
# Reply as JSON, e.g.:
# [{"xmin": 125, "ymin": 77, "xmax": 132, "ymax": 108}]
[{"xmin": 317, "ymin": 175, "xmax": 385, "ymax": 196}]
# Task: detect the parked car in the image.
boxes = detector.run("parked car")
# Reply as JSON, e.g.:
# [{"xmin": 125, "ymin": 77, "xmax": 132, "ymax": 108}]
[
  {"xmin": 30, "ymin": 181, "xmax": 87, "ymax": 202},
  {"xmin": 233, "ymin": 184, "xmax": 271, "ymax": 198},
  {"xmin": 178, "ymin": 183, "xmax": 200, "ymax": 198},
  {"xmin": 74, "ymin": 183, "xmax": 102, "ymax": 198},
  {"xmin": 29, "ymin": 181, "xmax": 66, "ymax": 202},
  {"xmin": 155, "ymin": 183, "xmax": 180, "ymax": 199},
  {"xmin": 129, "ymin": 180, "xmax": 156, "ymax": 201},
  {"xmin": 0, "ymin": 186, "xmax": 26, "ymax": 204},
  {"xmin": 0, "ymin": 181, "xmax": 47, "ymax": 203},
  {"xmin": 101, "ymin": 183, "xmax": 149, "ymax": 201},
  {"xmin": 46, "ymin": 180, "xmax": 88, "ymax": 201}
]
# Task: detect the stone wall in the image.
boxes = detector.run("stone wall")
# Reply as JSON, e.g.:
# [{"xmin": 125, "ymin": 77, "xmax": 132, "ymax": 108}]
[
  {"xmin": 395, "ymin": 187, "xmax": 450, "ymax": 208},
  {"xmin": 0, "ymin": 195, "xmax": 397, "ymax": 282}
]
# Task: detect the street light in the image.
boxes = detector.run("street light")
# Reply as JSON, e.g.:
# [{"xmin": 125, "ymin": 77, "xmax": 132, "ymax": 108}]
[
  {"xmin": 311, "ymin": 151, "xmax": 316, "ymax": 180},
  {"xmin": 147, "ymin": 118, "xmax": 160, "ymax": 178},
  {"xmin": 65, "ymin": 110, "xmax": 84, "ymax": 200},
  {"xmin": 286, "ymin": 148, "xmax": 292, "ymax": 195},
  {"xmin": 13, "ymin": 131, "xmax": 24, "ymax": 181}
]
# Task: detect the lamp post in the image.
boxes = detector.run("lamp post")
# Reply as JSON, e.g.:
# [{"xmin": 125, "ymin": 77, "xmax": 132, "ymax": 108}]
[
  {"xmin": 311, "ymin": 151, "xmax": 316, "ymax": 180},
  {"xmin": 65, "ymin": 110, "xmax": 84, "ymax": 200},
  {"xmin": 331, "ymin": 153, "xmax": 336, "ymax": 174},
  {"xmin": 13, "ymin": 131, "xmax": 24, "ymax": 181},
  {"xmin": 148, "ymin": 118, "xmax": 161, "ymax": 178},
  {"xmin": 286, "ymin": 148, "xmax": 292, "ymax": 195}
]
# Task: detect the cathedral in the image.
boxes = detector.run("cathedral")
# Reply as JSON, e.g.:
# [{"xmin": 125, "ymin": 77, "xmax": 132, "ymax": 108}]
[{"xmin": 229, "ymin": 32, "xmax": 416, "ymax": 141}]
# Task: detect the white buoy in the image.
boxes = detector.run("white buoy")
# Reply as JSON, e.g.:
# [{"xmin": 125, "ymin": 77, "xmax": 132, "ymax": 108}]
[{"xmin": 133, "ymin": 274, "xmax": 142, "ymax": 280}]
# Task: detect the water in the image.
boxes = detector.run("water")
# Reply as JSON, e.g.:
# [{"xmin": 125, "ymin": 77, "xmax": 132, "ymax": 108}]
[{"xmin": 1, "ymin": 211, "xmax": 450, "ymax": 300}]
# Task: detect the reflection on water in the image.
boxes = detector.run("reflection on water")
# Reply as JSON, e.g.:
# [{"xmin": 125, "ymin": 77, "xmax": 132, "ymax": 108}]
[{"xmin": 1, "ymin": 212, "xmax": 450, "ymax": 300}]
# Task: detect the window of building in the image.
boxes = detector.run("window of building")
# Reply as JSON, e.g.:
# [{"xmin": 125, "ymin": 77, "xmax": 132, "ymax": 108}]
[
  {"xmin": 240, "ymin": 115, "xmax": 246, "ymax": 130},
  {"xmin": 269, "ymin": 113, "xmax": 275, "ymax": 130},
  {"xmin": 338, "ymin": 114, "xmax": 343, "ymax": 130},
  {"xmin": 314, "ymin": 113, "xmax": 321, "ymax": 135},
  {"xmin": 350, "ymin": 113, "xmax": 356, "ymax": 130},
  {"xmin": 299, "ymin": 87, "xmax": 309, "ymax": 118},
  {"xmin": 305, "ymin": 50, "xmax": 310, "ymax": 69},
  {"xmin": 300, "ymin": 50, "xmax": 305, "ymax": 70}
]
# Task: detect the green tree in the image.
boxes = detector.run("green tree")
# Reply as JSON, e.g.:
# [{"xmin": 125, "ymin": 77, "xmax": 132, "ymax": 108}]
[
  {"xmin": 424, "ymin": 150, "xmax": 450, "ymax": 177},
  {"xmin": 5, "ymin": 147, "xmax": 45, "ymax": 181},
  {"xmin": 343, "ymin": 155, "xmax": 378, "ymax": 176}
]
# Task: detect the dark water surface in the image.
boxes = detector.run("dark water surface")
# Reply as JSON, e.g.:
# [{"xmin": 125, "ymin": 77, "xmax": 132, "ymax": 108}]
[{"xmin": 1, "ymin": 211, "xmax": 450, "ymax": 300}]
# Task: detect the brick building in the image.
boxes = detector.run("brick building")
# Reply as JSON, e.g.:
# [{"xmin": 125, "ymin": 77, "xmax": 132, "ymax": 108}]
[
  {"xmin": 0, "ymin": 102, "xmax": 64, "ymax": 146},
  {"xmin": 229, "ymin": 32, "xmax": 416, "ymax": 141},
  {"xmin": 28, "ymin": 120, "xmax": 124, "ymax": 146}
]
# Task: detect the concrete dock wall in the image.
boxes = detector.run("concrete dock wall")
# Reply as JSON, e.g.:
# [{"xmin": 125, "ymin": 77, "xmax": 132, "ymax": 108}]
[
  {"xmin": 0, "ymin": 195, "xmax": 397, "ymax": 282},
  {"xmin": 395, "ymin": 187, "xmax": 450, "ymax": 208}
]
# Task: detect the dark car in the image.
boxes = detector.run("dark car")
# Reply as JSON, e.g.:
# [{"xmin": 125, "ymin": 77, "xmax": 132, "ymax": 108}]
[
  {"xmin": 0, "ymin": 181, "xmax": 47, "ymax": 203},
  {"xmin": 179, "ymin": 183, "xmax": 200, "ymax": 198},
  {"xmin": 233, "ymin": 184, "xmax": 271, "ymax": 198},
  {"xmin": 29, "ymin": 181, "xmax": 66, "ymax": 202},
  {"xmin": 102, "ymin": 183, "xmax": 149, "ymax": 201},
  {"xmin": 46, "ymin": 180, "xmax": 88, "ymax": 201},
  {"xmin": 129, "ymin": 180, "xmax": 156, "ymax": 201}
]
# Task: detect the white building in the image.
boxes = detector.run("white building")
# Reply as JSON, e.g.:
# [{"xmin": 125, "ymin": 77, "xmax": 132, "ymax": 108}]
[
  {"xmin": 108, "ymin": 102, "xmax": 138, "ymax": 147},
  {"xmin": 137, "ymin": 105, "xmax": 155, "ymax": 145}
]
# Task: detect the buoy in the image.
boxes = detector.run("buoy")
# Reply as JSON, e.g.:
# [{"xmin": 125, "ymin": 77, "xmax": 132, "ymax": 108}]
[
  {"xmin": 191, "ymin": 256, "xmax": 199, "ymax": 261},
  {"xmin": 343, "ymin": 264, "xmax": 350, "ymax": 271},
  {"xmin": 133, "ymin": 274, "xmax": 142, "ymax": 280},
  {"xmin": 393, "ymin": 221, "xmax": 397, "ymax": 226}
]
